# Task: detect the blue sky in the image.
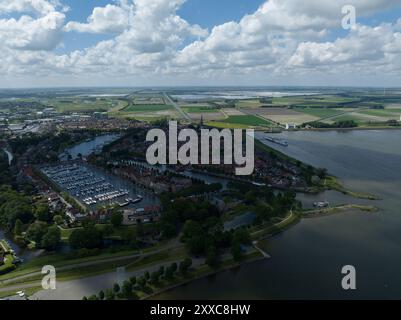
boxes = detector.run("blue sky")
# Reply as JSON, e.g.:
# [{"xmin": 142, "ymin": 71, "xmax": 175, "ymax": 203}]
[
  {"xmin": 58, "ymin": 0, "xmax": 265, "ymax": 54},
  {"xmin": 1, "ymin": 0, "xmax": 401, "ymax": 87}
]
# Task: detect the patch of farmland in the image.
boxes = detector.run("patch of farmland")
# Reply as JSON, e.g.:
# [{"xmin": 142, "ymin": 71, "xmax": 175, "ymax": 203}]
[
  {"xmin": 359, "ymin": 108, "xmax": 401, "ymax": 118},
  {"xmin": 386, "ymin": 103, "xmax": 401, "ymax": 109},
  {"xmin": 246, "ymin": 107, "xmax": 318, "ymax": 125},
  {"xmin": 223, "ymin": 108, "xmax": 246, "ymax": 116},
  {"xmin": 235, "ymin": 99, "xmax": 264, "ymax": 108},
  {"xmin": 324, "ymin": 112, "xmax": 389, "ymax": 124},
  {"xmin": 295, "ymin": 107, "xmax": 346, "ymax": 118},
  {"xmin": 183, "ymin": 106, "xmax": 218, "ymax": 113},
  {"xmin": 123, "ymin": 104, "xmax": 173, "ymax": 112},
  {"xmin": 221, "ymin": 115, "xmax": 273, "ymax": 127},
  {"xmin": 189, "ymin": 112, "xmax": 225, "ymax": 121}
]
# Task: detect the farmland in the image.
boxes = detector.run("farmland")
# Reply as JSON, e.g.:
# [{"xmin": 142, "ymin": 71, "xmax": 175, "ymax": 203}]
[
  {"xmin": 123, "ymin": 104, "xmax": 173, "ymax": 113},
  {"xmin": 220, "ymin": 115, "xmax": 273, "ymax": 127}
]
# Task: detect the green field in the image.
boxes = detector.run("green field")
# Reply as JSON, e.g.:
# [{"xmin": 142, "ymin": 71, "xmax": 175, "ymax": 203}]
[
  {"xmin": 359, "ymin": 109, "xmax": 401, "ymax": 118},
  {"xmin": 52, "ymin": 99, "xmax": 115, "ymax": 113},
  {"xmin": 296, "ymin": 108, "xmax": 345, "ymax": 118},
  {"xmin": 271, "ymin": 95, "xmax": 360, "ymax": 107},
  {"xmin": 324, "ymin": 114, "xmax": 365, "ymax": 124},
  {"xmin": 221, "ymin": 115, "xmax": 273, "ymax": 127},
  {"xmin": 182, "ymin": 106, "xmax": 217, "ymax": 113},
  {"xmin": 123, "ymin": 104, "xmax": 173, "ymax": 113}
]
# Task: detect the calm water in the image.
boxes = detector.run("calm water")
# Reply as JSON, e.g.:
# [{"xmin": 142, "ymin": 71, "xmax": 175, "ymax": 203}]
[
  {"xmin": 59, "ymin": 134, "xmax": 120, "ymax": 161},
  {"xmin": 155, "ymin": 130, "xmax": 401, "ymax": 299}
]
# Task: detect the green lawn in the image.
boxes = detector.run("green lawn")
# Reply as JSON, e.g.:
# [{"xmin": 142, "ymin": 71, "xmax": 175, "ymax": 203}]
[
  {"xmin": 221, "ymin": 115, "xmax": 273, "ymax": 127},
  {"xmin": 123, "ymin": 104, "xmax": 173, "ymax": 112}
]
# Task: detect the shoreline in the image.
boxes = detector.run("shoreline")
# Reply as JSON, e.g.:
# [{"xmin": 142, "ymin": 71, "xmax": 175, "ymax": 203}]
[
  {"xmin": 301, "ymin": 204, "xmax": 380, "ymax": 219},
  {"xmin": 144, "ymin": 252, "xmax": 265, "ymax": 300}
]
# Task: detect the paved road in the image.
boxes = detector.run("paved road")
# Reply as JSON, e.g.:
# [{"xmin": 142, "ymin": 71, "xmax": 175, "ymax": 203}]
[
  {"xmin": 164, "ymin": 93, "xmax": 192, "ymax": 123},
  {"xmin": 0, "ymin": 242, "xmax": 183, "ymax": 288},
  {"xmin": 30, "ymin": 257, "xmax": 204, "ymax": 300}
]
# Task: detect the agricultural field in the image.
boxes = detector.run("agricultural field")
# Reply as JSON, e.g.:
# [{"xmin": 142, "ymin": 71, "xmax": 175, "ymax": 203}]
[
  {"xmin": 221, "ymin": 115, "xmax": 273, "ymax": 127},
  {"xmin": 188, "ymin": 112, "xmax": 225, "ymax": 122},
  {"xmin": 123, "ymin": 104, "xmax": 173, "ymax": 113},
  {"xmin": 294, "ymin": 107, "xmax": 347, "ymax": 119},
  {"xmin": 182, "ymin": 105, "xmax": 218, "ymax": 113},
  {"xmin": 49, "ymin": 98, "xmax": 118, "ymax": 113},
  {"xmin": 358, "ymin": 109, "xmax": 401, "ymax": 118},
  {"xmin": 270, "ymin": 95, "xmax": 360, "ymax": 107},
  {"xmin": 246, "ymin": 107, "xmax": 318, "ymax": 125}
]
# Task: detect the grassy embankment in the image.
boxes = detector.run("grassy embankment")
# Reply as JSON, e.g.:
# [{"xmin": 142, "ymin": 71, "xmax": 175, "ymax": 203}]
[
  {"xmin": 0, "ymin": 240, "xmax": 16, "ymax": 276},
  {"xmin": 302, "ymin": 204, "xmax": 379, "ymax": 218}
]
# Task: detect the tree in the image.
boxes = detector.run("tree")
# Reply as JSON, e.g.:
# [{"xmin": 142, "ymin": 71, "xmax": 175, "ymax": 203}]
[
  {"xmin": 110, "ymin": 211, "xmax": 123, "ymax": 228},
  {"xmin": 137, "ymin": 276, "xmax": 147, "ymax": 288},
  {"xmin": 26, "ymin": 222, "xmax": 48, "ymax": 245},
  {"xmin": 179, "ymin": 257, "xmax": 192, "ymax": 274},
  {"xmin": 232, "ymin": 229, "xmax": 251, "ymax": 246},
  {"xmin": 129, "ymin": 276, "xmax": 137, "ymax": 286},
  {"xmin": 186, "ymin": 235, "xmax": 205, "ymax": 255},
  {"xmin": 122, "ymin": 280, "xmax": 133, "ymax": 298},
  {"xmin": 206, "ymin": 245, "xmax": 218, "ymax": 268},
  {"xmin": 53, "ymin": 215, "xmax": 63, "ymax": 226},
  {"xmin": 144, "ymin": 271, "xmax": 150, "ymax": 280},
  {"xmin": 171, "ymin": 262, "xmax": 177, "ymax": 273},
  {"xmin": 316, "ymin": 168, "xmax": 328, "ymax": 180},
  {"xmin": 158, "ymin": 266, "xmax": 165, "ymax": 276},
  {"xmin": 98, "ymin": 290, "xmax": 105, "ymax": 300},
  {"xmin": 113, "ymin": 283, "xmax": 120, "ymax": 293},
  {"xmin": 69, "ymin": 226, "xmax": 102, "ymax": 249},
  {"xmin": 165, "ymin": 267, "xmax": 174, "ymax": 280},
  {"xmin": 105, "ymin": 289, "xmax": 115, "ymax": 300},
  {"xmin": 231, "ymin": 241, "xmax": 242, "ymax": 262},
  {"xmin": 182, "ymin": 220, "xmax": 202, "ymax": 240},
  {"xmin": 13, "ymin": 219, "xmax": 23, "ymax": 236},
  {"xmin": 150, "ymin": 271, "xmax": 160, "ymax": 285},
  {"xmin": 35, "ymin": 204, "xmax": 51, "ymax": 222},
  {"xmin": 41, "ymin": 225, "xmax": 61, "ymax": 251}
]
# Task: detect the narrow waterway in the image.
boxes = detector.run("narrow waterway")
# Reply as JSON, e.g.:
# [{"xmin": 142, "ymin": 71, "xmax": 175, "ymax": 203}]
[{"xmin": 2, "ymin": 149, "xmax": 13, "ymax": 165}]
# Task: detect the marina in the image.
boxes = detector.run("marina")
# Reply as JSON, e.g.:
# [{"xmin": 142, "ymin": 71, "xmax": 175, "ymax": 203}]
[{"xmin": 41, "ymin": 162, "xmax": 157, "ymax": 210}]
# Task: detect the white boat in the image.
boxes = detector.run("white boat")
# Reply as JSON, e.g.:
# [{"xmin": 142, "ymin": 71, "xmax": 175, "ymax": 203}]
[{"xmin": 313, "ymin": 201, "xmax": 330, "ymax": 208}]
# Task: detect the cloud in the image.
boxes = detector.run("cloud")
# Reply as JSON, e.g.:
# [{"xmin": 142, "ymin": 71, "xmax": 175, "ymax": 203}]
[
  {"xmin": 2, "ymin": 0, "xmax": 401, "ymax": 86},
  {"xmin": 65, "ymin": 3, "xmax": 131, "ymax": 34},
  {"xmin": 0, "ymin": 0, "xmax": 66, "ymax": 51},
  {"xmin": 0, "ymin": 0, "xmax": 68, "ymax": 15}
]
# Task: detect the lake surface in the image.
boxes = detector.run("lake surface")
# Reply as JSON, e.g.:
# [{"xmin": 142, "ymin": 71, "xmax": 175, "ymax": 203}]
[
  {"xmin": 155, "ymin": 130, "xmax": 401, "ymax": 299},
  {"xmin": 59, "ymin": 134, "xmax": 120, "ymax": 161}
]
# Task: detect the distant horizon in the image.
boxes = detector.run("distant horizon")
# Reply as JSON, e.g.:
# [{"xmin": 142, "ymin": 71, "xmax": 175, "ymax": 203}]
[{"xmin": 1, "ymin": 85, "xmax": 401, "ymax": 90}]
